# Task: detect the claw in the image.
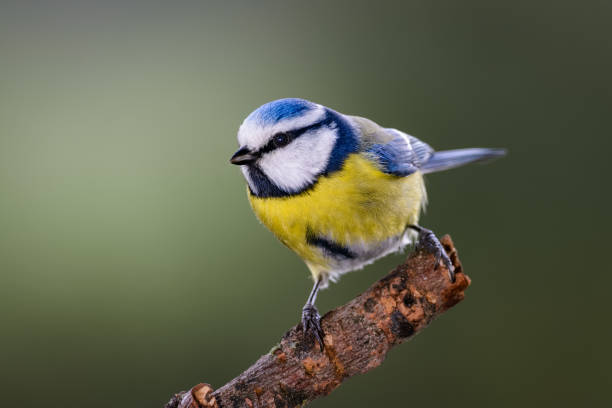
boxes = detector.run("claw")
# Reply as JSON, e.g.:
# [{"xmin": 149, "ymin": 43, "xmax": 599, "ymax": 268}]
[
  {"xmin": 302, "ymin": 304, "xmax": 325, "ymax": 351},
  {"xmin": 410, "ymin": 225, "xmax": 455, "ymax": 282}
]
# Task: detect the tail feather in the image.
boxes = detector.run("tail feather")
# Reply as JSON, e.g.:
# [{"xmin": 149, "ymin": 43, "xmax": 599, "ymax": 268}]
[{"xmin": 420, "ymin": 148, "xmax": 506, "ymax": 174}]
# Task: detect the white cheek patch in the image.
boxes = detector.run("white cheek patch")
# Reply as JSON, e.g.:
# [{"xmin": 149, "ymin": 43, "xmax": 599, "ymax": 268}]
[
  {"xmin": 257, "ymin": 126, "xmax": 338, "ymax": 193},
  {"xmin": 240, "ymin": 166, "xmax": 258, "ymax": 195},
  {"xmin": 237, "ymin": 105, "xmax": 326, "ymax": 151}
]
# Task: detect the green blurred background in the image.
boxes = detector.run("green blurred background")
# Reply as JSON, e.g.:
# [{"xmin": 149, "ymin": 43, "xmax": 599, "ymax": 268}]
[{"xmin": 1, "ymin": 1, "xmax": 610, "ymax": 407}]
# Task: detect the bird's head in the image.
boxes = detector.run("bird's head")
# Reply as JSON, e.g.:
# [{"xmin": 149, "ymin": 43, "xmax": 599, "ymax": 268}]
[{"xmin": 231, "ymin": 98, "xmax": 358, "ymax": 197}]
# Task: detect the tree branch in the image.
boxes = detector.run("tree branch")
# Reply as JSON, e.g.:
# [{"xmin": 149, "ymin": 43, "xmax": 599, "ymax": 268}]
[{"xmin": 165, "ymin": 235, "xmax": 470, "ymax": 408}]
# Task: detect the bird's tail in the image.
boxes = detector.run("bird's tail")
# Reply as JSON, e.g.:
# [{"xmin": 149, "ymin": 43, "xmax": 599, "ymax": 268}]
[{"xmin": 420, "ymin": 148, "xmax": 507, "ymax": 174}]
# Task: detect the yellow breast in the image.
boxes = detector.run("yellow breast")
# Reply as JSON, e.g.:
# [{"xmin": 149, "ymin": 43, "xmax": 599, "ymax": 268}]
[{"xmin": 248, "ymin": 153, "xmax": 425, "ymax": 275}]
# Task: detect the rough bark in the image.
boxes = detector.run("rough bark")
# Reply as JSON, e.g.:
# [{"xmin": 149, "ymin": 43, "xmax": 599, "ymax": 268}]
[{"xmin": 165, "ymin": 235, "xmax": 470, "ymax": 408}]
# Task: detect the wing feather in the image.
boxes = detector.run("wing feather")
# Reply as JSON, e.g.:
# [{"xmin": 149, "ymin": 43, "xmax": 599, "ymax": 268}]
[{"xmin": 349, "ymin": 116, "xmax": 433, "ymax": 176}]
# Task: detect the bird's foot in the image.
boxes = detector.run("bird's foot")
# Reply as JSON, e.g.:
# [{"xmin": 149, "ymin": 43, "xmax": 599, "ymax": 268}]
[
  {"xmin": 410, "ymin": 225, "xmax": 455, "ymax": 282},
  {"xmin": 301, "ymin": 304, "xmax": 325, "ymax": 351}
]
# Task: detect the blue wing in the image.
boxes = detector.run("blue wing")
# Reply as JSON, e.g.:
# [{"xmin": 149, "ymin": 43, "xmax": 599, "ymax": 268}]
[
  {"xmin": 355, "ymin": 118, "xmax": 433, "ymax": 176},
  {"xmin": 350, "ymin": 116, "xmax": 504, "ymax": 176},
  {"xmin": 407, "ymin": 134, "xmax": 434, "ymax": 167},
  {"xmin": 365, "ymin": 130, "xmax": 505, "ymax": 176}
]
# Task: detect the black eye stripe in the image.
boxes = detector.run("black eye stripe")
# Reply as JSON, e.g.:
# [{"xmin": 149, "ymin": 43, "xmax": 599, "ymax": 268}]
[{"xmin": 257, "ymin": 114, "xmax": 334, "ymax": 155}]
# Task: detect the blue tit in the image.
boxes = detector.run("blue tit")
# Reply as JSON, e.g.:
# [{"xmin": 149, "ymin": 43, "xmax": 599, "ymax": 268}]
[{"xmin": 230, "ymin": 98, "xmax": 505, "ymax": 349}]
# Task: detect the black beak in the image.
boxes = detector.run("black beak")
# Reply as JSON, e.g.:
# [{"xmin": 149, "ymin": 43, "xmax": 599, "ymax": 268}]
[{"xmin": 230, "ymin": 147, "xmax": 257, "ymax": 165}]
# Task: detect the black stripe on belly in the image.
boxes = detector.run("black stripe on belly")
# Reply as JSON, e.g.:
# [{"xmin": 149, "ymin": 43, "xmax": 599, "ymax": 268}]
[{"xmin": 306, "ymin": 227, "xmax": 356, "ymax": 259}]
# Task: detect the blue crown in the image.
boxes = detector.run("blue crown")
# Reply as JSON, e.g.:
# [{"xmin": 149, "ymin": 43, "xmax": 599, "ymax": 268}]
[{"xmin": 246, "ymin": 98, "xmax": 317, "ymax": 126}]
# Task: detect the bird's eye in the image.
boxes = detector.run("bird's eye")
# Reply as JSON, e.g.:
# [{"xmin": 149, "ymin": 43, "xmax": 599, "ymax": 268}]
[{"xmin": 272, "ymin": 132, "xmax": 291, "ymax": 148}]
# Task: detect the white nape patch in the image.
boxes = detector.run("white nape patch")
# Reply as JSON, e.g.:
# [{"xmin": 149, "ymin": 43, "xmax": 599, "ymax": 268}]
[
  {"xmin": 257, "ymin": 125, "xmax": 338, "ymax": 193},
  {"xmin": 237, "ymin": 105, "xmax": 326, "ymax": 151}
]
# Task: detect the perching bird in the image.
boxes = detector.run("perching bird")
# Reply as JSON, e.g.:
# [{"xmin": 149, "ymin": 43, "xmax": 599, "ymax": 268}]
[{"xmin": 230, "ymin": 98, "xmax": 505, "ymax": 350}]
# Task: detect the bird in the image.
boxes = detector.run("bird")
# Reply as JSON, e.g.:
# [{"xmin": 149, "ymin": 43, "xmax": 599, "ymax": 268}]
[{"xmin": 230, "ymin": 98, "xmax": 505, "ymax": 350}]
